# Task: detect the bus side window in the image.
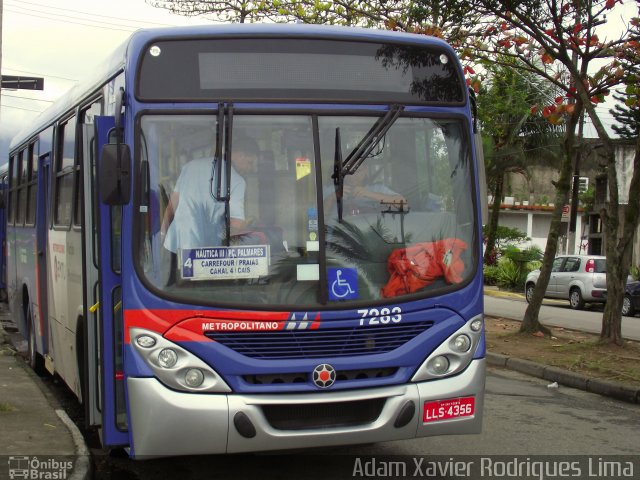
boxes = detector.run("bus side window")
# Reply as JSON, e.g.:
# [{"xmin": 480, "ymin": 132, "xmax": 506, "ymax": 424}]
[
  {"xmin": 26, "ymin": 142, "xmax": 38, "ymax": 226},
  {"xmin": 8, "ymin": 155, "xmax": 16, "ymax": 225},
  {"xmin": 17, "ymin": 149, "xmax": 28, "ymax": 226},
  {"xmin": 54, "ymin": 116, "xmax": 77, "ymax": 228}
]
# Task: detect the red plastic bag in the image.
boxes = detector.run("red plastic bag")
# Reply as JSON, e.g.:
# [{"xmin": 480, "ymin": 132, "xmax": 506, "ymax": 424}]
[{"xmin": 381, "ymin": 238, "xmax": 468, "ymax": 298}]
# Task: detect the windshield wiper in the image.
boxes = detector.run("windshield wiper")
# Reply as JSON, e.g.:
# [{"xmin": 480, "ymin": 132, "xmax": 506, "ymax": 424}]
[
  {"xmin": 210, "ymin": 102, "xmax": 234, "ymax": 244},
  {"xmin": 210, "ymin": 103, "xmax": 229, "ymax": 201},
  {"xmin": 331, "ymin": 104, "xmax": 404, "ymax": 221},
  {"xmin": 332, "ymin": 128, "xmax": 345, "ymax": 221}
]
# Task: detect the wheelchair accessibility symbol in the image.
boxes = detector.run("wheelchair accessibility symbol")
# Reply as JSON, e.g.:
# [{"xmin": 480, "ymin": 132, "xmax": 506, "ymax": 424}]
[{"xmin": 328, "ymin": 268, "xmax": 358, "ymax": 301}]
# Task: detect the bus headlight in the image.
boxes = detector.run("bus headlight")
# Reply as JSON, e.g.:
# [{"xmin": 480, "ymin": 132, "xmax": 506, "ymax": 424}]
[
  {"xmin": 135, "ymin": 334, "xmax": 156, "ymax": 348},
  {"xmin": 428, "ymin": 355, "xmax": 450, "ymax": 375},
  {"xmin": 158, "ymin": 348, "xmax": 178, "ymax": 368},
  {"xmin": 185, "ymin": 369, "xmax": 205, "ymax": 388},
  {"xmin": 411, "ymin": 315, "xmax": 483, "ymax": 381},
  {"xmin": 470, "ymin": 318, "xmax": 483, "ymax": 332},
  {"xmin": 452, "ymin": 334, "xmax": 471, "ymax": 353},
  {"xmin": 130, "ymin": 327, "xmax": 231, "ymax": 393}
]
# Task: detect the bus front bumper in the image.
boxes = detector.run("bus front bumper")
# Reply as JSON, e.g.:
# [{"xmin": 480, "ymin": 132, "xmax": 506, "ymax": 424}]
[{"xmin": 127, "ymin": 358, "xmax": 485, "ymax": 458}]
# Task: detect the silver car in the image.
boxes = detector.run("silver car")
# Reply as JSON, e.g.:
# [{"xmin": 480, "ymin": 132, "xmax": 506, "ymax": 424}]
[{"xmin": 525, "ymin": 255, "xmax": 607, "ymax": 310}]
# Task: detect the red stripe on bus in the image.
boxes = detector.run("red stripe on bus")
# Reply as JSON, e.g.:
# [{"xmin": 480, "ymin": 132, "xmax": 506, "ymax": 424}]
[
  {"xmin": 311, "ymin": 313, "xmax": 321, "ymax": 330},
  {"xmin": 123, "ymin": 309, "xmax": 290, "ymax": 343},
  {"xmin": 123, "ymin": 310, "xmax": 174, "ymax": 344},
  {"xmin": 164, "ymin": 325, "xmax": 214, "ymax": 343}
]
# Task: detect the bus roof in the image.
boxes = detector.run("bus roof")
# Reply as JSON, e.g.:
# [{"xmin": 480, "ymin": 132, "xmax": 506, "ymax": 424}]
[{"xmin": 9, "ymin": 24, "xmax": 456, "ymax": 152}]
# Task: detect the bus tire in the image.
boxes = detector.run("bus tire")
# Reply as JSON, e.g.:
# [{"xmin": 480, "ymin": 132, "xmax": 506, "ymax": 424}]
[{"xmin": 26, "ymin": 305, "xmax": 45, "ymax": 375}]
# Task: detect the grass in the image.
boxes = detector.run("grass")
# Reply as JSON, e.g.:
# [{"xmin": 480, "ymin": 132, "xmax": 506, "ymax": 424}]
[
  {"xmin": 0, "ymin": 402, "xmax": 16, "ymax": 412},
  {"xmin": 485, "ymin": 316, "xmax": 640, "ymax": 388}
]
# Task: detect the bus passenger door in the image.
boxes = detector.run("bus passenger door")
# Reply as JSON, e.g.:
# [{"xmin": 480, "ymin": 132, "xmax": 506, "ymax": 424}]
[
  {"xmin": 81, "ymin": 121, "xmax": 101, "ymax": 428},
  {"xmin": 93, "ymin": 116, "xmax": 129, "ymax": 447},
  {"xmin": 36, "ymin": 155, "xmax": 50, "ymax": 366}
]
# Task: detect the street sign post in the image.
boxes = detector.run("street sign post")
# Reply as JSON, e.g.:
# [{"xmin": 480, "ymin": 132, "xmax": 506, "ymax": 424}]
[{"xmin": 1, "ymin": 75, "xmax": 44, "ymax": 90}]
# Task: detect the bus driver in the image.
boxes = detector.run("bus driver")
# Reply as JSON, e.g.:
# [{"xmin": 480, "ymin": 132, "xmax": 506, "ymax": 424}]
[
  {"xmin": 160, "ymin": 134, "xmax": 259, "ymax": 253},
  {"xmin": 324, "ymin": 161, "xmax": 407, "ymax": 216}
]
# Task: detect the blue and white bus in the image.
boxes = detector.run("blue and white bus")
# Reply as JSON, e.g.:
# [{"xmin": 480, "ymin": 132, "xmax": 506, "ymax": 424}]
[{"xmin": 7, "ymin": 24, "xmax": 485, "ymax": 458}]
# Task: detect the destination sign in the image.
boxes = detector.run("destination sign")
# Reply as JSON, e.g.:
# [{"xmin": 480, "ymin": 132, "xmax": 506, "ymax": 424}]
[{"xmin": 180, "ymin": 245, "xmax": 269, "ymax": 280}]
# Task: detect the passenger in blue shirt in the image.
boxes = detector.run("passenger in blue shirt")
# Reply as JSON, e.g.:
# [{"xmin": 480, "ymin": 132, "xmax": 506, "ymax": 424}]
[{"xmin": 161, "ymin": 135, "xmax": 259, "ymax": 253}]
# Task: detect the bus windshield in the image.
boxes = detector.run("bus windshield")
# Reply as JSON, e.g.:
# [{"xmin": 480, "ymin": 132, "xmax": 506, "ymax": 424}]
[{"xmin": 137, "ymin": 112, "xmax": 477, "ymax": 307}]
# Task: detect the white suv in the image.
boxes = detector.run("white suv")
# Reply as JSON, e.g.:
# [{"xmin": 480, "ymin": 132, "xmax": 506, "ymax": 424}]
[{"xmin": 525, "ymin": 255, "xmax": 607, "ymax": 310}]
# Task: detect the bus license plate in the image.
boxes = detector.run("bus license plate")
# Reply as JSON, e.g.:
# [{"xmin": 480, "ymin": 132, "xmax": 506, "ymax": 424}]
[{"xmin": 423, "ymin": 396, "xmax": 475, "ymax": 423}]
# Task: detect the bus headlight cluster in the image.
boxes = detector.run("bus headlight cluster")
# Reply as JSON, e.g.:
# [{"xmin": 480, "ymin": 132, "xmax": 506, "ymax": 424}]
[
  {"xmin": 412, "ymin": 315, "xmax": 484, "ymax": 382},
  {"xmin": 130, "ymin": 327, "xmax": 231, "ymax": 393}
]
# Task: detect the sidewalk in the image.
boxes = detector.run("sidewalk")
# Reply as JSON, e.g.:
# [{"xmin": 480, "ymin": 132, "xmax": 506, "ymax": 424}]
[{"xmin": 0, "ymin": 306, "xmax": 89, "ymax": 480}]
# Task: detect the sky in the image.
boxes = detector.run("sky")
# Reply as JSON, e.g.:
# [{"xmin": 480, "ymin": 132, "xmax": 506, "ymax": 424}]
[{"xmin": 0, "ymin": 0, "xmax": 638, "ymax": 162}]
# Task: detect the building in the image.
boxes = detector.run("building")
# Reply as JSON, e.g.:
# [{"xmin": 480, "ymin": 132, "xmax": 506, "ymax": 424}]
[
  {"xmin": 587, "ymin": 140, "xmax": 639, "ymax": 261},
  {"xmin": 489, "ymin": 138, "xmax": 638, "ymax": 263}
]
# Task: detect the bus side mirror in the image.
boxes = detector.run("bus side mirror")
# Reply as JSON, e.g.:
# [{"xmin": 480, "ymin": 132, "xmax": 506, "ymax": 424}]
[{"xmin": 99, "ymin": 143, "xmax": 131, "ymax": 205}]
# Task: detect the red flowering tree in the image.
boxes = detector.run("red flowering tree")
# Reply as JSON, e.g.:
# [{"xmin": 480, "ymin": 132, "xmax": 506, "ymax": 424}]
[{"xmin": 468, "ymin": 0, "xmax": 640, "ymax": 343}]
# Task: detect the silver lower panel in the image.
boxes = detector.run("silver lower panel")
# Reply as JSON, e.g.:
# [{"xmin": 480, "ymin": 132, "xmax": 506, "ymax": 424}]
[{"xmin": 127, "ymin": 359, "xmax": 485, "ymax": 458}]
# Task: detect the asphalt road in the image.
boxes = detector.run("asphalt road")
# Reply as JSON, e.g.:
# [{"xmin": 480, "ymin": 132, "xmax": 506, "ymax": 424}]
[{"xmin": 484, "ymin": 293, "xmax": 640, "ymax": 341}]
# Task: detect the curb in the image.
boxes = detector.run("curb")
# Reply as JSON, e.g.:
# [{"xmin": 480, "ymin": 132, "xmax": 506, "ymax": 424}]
[
  {"xmin": 56, "ymin": 409, "xmax": 92, "ymax": 480},
  {"xmin": 487, "ymin": 352, "xmax": 640, "ymax": 404},
  {"xmin": 483, "ymin": 287, "xmax": 525, "ymax": 300}
]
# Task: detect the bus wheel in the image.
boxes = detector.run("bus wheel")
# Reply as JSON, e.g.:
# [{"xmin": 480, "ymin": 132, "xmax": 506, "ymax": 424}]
[{"xmin": 26, "ymin": 306, "xmax": 45, "ymax": 375}]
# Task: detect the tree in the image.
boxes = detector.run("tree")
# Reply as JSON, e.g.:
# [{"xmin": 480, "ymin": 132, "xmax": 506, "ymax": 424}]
[
  {"xmin": 146, "ymin": 1, "xmax": 270, "ymax": 23},
  {"xmin": 609, "ymin": 22, "xmax": 640, "ymax": 139},
  {"xmin": 478, "ymin": 58, "xmax": 562, "ymax": 267},
  {"xmin": 146, "ymin": 1, "xmax": 480, "ymax": 43},
  {"xmin": 610, "ymin": 92, "xmax": 640, "ymax": 139},
  {"xmin": 468, "ymin": 0, "xmax": 640, "ymax": 343},
  {"xmin": 566, "ymin": 5, "xmax": 640, "ymax": 345}
]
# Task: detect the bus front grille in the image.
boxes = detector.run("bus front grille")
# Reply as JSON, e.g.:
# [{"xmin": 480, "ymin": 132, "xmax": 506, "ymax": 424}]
[
  {"xmin": 206, "ymin": 321, "xmax": 433, "ymax": 359},
  {"xmin": 243, "ymin": 367, "xmax": 398, "ymax": 385},
  {"xmin": 261, "ymin": 398, "xmax": 386, "ymax": 430}
]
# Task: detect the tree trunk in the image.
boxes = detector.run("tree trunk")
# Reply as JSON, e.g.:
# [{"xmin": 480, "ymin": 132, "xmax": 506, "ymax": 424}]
[
  {"xmin": 483, "ymin": 172, "xmax": 504, "ymax": 264},
  {"xmin": 520, "ymin": 107, "xmax": 582, "ymax": 335},
  {"xmin": 601, "ymin": 135, "xmax": 640, "ymax": 344}
]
